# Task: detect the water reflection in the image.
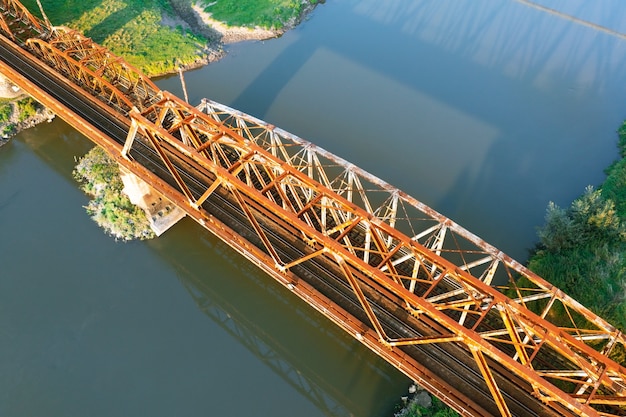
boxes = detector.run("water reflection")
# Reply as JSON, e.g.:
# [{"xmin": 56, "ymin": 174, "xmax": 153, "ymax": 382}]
[
  {"xmin": 352, "ymin": 0, "xmax": 626, "ymax": 90},
  {"xmin": 147, "ymin": 221, "xmax": 407, "ymax": 417}
]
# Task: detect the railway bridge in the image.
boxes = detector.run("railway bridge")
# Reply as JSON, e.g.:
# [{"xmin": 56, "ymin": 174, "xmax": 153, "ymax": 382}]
[{"xmin": 1, "ymin": 1, "xmax": 625, "ymax": 415}]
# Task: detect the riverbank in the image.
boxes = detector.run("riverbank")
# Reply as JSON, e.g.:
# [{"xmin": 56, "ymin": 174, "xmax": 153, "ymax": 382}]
[
  {"xmin": 0, "ymin": 94, "xmax": 54, "ymax": 146},
  {"xmin": 19, "ymin": 0, "xmax": 320, "ymax": 77},
  {"xmin": 526, "ymin": 122, "xmax": 626, "ymax": 341}
]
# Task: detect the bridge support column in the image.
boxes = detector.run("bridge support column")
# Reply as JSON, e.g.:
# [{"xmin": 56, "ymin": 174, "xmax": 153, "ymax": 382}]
[{"xmin": 119, "ymin": 166, "xmax": 186, "ymax": 236}]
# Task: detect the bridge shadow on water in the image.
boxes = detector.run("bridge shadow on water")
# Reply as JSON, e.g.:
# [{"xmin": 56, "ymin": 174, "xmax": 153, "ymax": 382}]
[
  {"xmin": 228, "ymin": 0, "xmax": 626, "ymax": 261},
  {"xmin": 145, "ymin": 219, "xmax": 407, "ymax": 417}
]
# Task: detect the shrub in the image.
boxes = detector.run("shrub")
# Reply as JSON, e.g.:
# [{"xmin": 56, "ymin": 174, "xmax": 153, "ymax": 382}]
[
  {"xmin": 530, "ymin": 181, "xmax": 626, "ymax": 331},
  {"xmin": 0, "ymin": 102, "xmax": 12, "ymax": 124},
  {"xmin": 74, "ymin": 146, "xmax": 155, "ymax": 241},
  {"xmin": 16, "ymin": 97, "xmax": 37, "ymax": 122}
]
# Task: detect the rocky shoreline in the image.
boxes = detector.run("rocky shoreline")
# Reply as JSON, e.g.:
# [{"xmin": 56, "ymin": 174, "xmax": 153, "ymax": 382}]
[{"xmin": 0, "ymin": 78, "xmax": 55, "ymax": 146}]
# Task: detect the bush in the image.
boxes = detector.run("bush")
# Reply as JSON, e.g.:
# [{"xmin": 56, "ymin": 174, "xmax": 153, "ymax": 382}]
[
  {"xmin": 395, "ymin": 396, "xmax": 459, "ymax": 417},
  {"xmin": 74, "ymin": 146, "xmax": 155, "ymax": 241},
  {"xmin": 0, "ymin": 102, "xmax": 12, "ymax": 124},
  {"xmin": 537, "ymin": 187, "xmax": 625, "ymax": 252},
  {"xmin": 603, "ymin": 123, "xmax": 626, "ymax": 217},
  {"xmin": 16, "ymin": 97, "xmax": 37, "ymax": 122}
]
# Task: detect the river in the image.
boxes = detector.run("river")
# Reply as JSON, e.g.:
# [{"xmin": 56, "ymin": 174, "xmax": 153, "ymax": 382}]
[{"xmin": 2, "ymin": 1, "xmax": 626, "ymax": 416}]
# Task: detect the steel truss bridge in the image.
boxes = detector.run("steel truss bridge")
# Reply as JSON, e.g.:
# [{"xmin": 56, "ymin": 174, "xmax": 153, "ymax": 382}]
[{"xmin": 1, "ymin": 1, "xmax": 625, "ymax": 415}]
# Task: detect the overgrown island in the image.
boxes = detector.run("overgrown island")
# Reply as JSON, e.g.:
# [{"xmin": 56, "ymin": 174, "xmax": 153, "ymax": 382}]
[{"xmin": 1, "ymin": 1, "xmax": 626, "ymax": 416}]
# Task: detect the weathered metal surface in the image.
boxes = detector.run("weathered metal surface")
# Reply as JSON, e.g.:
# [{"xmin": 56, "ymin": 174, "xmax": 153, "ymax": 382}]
[
  {"xmin": 0, "ymin": 0, "xmax": 46, "ymax": 41},
  {"xmin": 24, "ymin": 27, "xmax": 160, "ymax": 114},
  {"xmin": 1, "ymin": 1, "xmax": 626, "ymax": 415},
  {"xmin": 129, "ymin": 89, "xmax": 626, "ymax": 417}
]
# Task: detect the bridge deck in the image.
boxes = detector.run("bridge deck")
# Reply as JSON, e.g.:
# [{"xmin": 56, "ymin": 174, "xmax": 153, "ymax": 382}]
[{"xmin": 1, "ymin": 1, "xmax": 625, "ymax": 416}]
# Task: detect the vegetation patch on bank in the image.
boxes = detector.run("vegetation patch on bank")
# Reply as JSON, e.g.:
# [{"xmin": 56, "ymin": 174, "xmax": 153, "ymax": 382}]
[
  {"xmin": 197, "ymin": 0, "xmax": 320, "ymax": 30},
  {"xmin": 0, "ymin": 97, "xmax": 52, "ymax": 138},
  {"xmin": 73, "ymin": 146, "xmax": 155, "ymax": 241},
  {"xmin": 23, "ymin": 0, "xmax": 320, "ymax": 76},
  {"xmin": 392, "ymin": 384, "xmax": 459, "ymax": 417},
  {"xmin": 24, "ymin": 0, "xmax": 210, "ymax": 76},
  {"xmin": 523, "ymin": 122, "xmax": 626, "ymax": 365},
  {"xmin": 395, "ymin": 398, "xmax": 458, "ymax": 417}
]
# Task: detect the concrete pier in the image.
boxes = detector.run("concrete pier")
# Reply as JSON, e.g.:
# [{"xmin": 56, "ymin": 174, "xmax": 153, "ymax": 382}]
[{"xmin": 119, "ymin": 166, "xmax": 186, "ymax": 236}]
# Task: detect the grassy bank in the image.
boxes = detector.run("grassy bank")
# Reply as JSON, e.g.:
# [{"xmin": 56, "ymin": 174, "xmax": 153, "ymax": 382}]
[
  {"xmin": 0, "ymin": 97, "xmax": 47, "ymax": 137},
  {"xmin": 23, "ymin": 0, "xmax": 207, "ymax": 76},
  {"xmin": 196, "ymin": 0, "xmax": 320, "ymax": 29},
  {"xmin": 526, "ymin": 122, "xmax": 626, "ymax": 342},
  {"xmin": 21, "ymin": 0, "xmax": 319, "ymax": 76}
]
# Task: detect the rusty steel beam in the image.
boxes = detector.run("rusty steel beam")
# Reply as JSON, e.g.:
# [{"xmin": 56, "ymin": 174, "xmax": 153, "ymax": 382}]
[
  {"xmin": 117, "ymin": 91, "xmax": 626, "ymax": 415},
  {"xmin": 1, "ymin": 1, "xmax": 626, "ymax": 415},
  {"xmin": 0, "ymin": 13, "xmax": 12, "ymax": 40},
  {"xmin": 0, "ymin": 36, "xmax": 488, "ymax": 416},
  {"xmin": 24, "ymin": 27, "xmax": 160, "ymax": 114},
  {"xmin": 0, "ymin": 0, "xmax": 46, "ymax": 39}
]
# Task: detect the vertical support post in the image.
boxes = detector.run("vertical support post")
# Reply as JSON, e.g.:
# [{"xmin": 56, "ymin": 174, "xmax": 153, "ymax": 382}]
[
  {"xmin": 178, "ymin": 66, "xmax": 189, "ymax": 104},
  {"xmin": 35, "ymin": 0, "xmax": 51, "ymax": 28},
  {"xmin": 122, "ymin": 116, "xmax": 139, "ymax": 159}
]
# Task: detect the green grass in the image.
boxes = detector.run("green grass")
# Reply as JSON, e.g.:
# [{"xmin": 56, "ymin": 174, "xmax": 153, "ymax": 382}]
[
  {"xmin": 15, "ymin": 97, "xmax": 37, "ymax": 122},
  {"xmin": 22, "ymin": 0, "xmax": 206, "ymax": 76},
  {"xmin": 19, "ymin": 0, "xmax": 319, "ymax": 74},
  {"xmin": 200, "ymin": 0, "xmax": 317, "ymax": 29},
  {"xmin": 0, "ymin": 102, "xmax": 12, "ymax": 124}
]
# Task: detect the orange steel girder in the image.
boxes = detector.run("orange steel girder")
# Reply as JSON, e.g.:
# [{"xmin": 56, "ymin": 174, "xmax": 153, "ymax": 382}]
[
  {"xmin": 0, "ymin": 0, "xmax": 46, "ymax": 41},
  {"xmin": 2, "ymin": 1, "xmax": 626, "ymax": 414},
  {"xmin": 119, "ymin": 92, "xmax": 626, "ymax": 416},
  {"xmin": 24, "ymin": 27, "xmax": 160, "ymax": 114}
]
